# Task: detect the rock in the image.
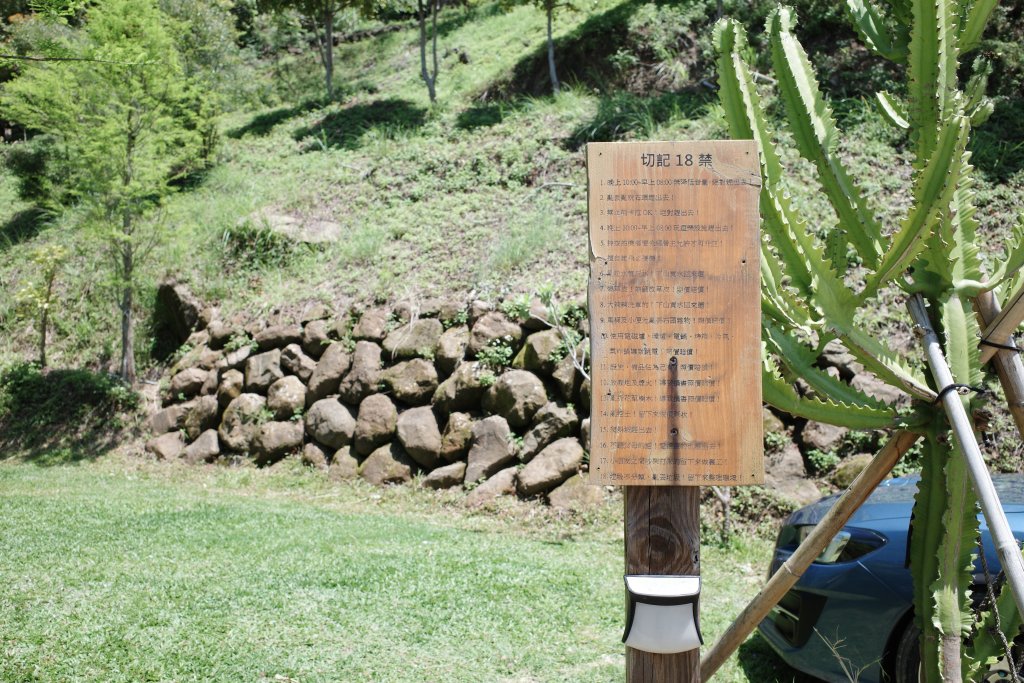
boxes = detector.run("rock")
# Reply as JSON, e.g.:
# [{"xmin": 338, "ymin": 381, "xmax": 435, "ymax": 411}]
[
  {"xmin": 352, "ymin": 309, "xmax": 389, "ymax": 342},
  {"xmin": 437, "ymin": 301, "xmax": 466, "ymax": 328},
  {"xmin": 149, "ymin": 403, "xmax": 188, "ymax": 435},
  {"xmin": 183, "ymin": 395, "xmax": 219, "ymax": 441},
  {"xmin": 581, "ymin": 418, "xmax": 591, "ymax": 451},
  {"xmin": 301, "ymin": 442, "xmax": 329, "ymax": 470},
  {"xmin": 305, "ymin": 398, "xmax": 356, "ymax": 450},
  {"xmin": 432, "ymin": 361, "xmax": 490, "ymax": 415},
  {"xmin": 382, "ymin": 319, "xmax": 444, "ymax": 360},
  {"xmin": 801, "ymin": 421, "xmax": 848, "ymax": 453},
  {"xmin": 551, "ymin": 353, "xmax": 580, "ymax": 402},
  {"xmin": 465, "ymin": 466, "xmax": 517, "ymax": 506},
  {"xmin": 468, "ymin": 312, "xmax": 523, "ymax": 356},
  {"xmin": 354, "ymin": 394, "xmax": 398, "ymax": 456},
  {"xmin": 280, "ymin": 344, "xmax": 316, "ymax": 383},
  {"xmin": 169, "ymin": 368, "xmax": 208, "ymax": 401},
  {"xmin": 380, "ymin": 359, "xmax": 438, "ymax": 405},
  {"xmin": 765, "ymin": 442, "xmax": 820, "ymax": 506},
  {"xmin": 247, "ymin": 209, "xmax": 342, "ymax": 244},
  {"xmin": 244, "ymin": 349, "xmax": 283, "ymax": 393},
  {"xmin": 579, "ymin": 377, "xmax": 591, "ymax": 416},
  {"xmin": 833, "ymin": 453, "xmax": 875, "ymax": 489},
  {"xmin": 396, "ymin": 406, "xmax": 443, "ymax": 470},
  {"xmin": 267, "ymin": 375, "xmax": 306, "ymax": 420},
  {"xmin": 763, "ymin": 407, "xmax": 786, "ymax": 435},
  {"xmin": 217, "ymin": 369, "xmax": 244, "ymax": 409},
  {"xmin": 440, "ymin": 411, "xmax": 474, "ymax": 463},
  {"xmin": 301, "ymin": 319, "xmax": 331, "ymax": 358},
  {"xmin": 252, "ymin": 420, "xmax": 304, "ymax": 465},
  {"xmin": 820, "ymin": 339, "xmax": 862, "ymax": 379},
  {"xmin": 255, "ymin": 324, "xmax": 302, "ymax": 351},
  {"xmin": 200, "ymin": 369, "xmax": 219, "ymax": 396},
  {"xmin": 465, "ymin": 415, "xmax": 515, "ymax": 484},
  {"xmin": 520, "ymin": 402, "xmax": 579, "ymax": 462},
  {"xmin": 359, "ymin": 443, "xmax": 415, "ymax": 486},
  {"xmin": 146, "ymin": 431, "xmax": 185, "ymax": 460},
  {"xmin": 467, "ymin": 300, "xmax": 492, "ymax": 326},
  {"xmin": 156, "ymin": 278, "xmax": 202, "ymax": 345},
  {"xmin": 851, "ymin": 373, "xmax": 906, "ymax": 405},
  {"xmin": 218, "ymin": 393, "xmax": 267, "ymax": 452},
  {"xmin": 422, "ymin": 461, "xmax": 466, "ymax": 489},
  {"xmin": 523, "ymin": 298, "xmax": 550, "ymax": 331},
  {"xmin": 436, "ymin": 325, "xmax": 469, "ymax": 377},
  {"xmin": 549, "ymin": 474, "xmax": 605, "ymax": 511},
  {"xmin": 306, "ymin": 343, "xmax": 351, "ymax": 404},
  {"xmin": 207, "ymin": 320, "xmax": 234, "ymax": 350},
  {"xmin": 182, "ymin": 429, "xmax": 220, "ymax": 464},
  {"xmin": 224, "ymin": 344, "xmax": 252, "ymax": 370},
  {"xmin": 517, "ymin": 437, "xmax": 584, "ymax": 496},
  {"xmin": 328, "ymin": 446, "xmax": 360, "ymax": 480},
  {"xmin": 482, "ymin": 370, "xmax": 547, "ymax": 429},
  {"xmin": 512, "ymin": 329, "xmax": 561, "ymax": 374},
  {"xmin": 300, "ymin": 303, "xmax": 331, "ymax": 324},
  {"xmin": 394, "ymin": 298, "xmax": 443, "ymax": 321},
  {"xmin": 338, "ymin": 341, "xmax": 382, "ymax": 405}
]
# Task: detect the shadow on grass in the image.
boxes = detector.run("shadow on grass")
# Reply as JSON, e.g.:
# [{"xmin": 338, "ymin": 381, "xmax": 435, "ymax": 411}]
[
  {"xmin": 292, "ymin": 98, "xmax": 427, "ymax": 151},
  {"xmin": 737, "ymin": 631, "xmax": 823, "ymax": 682},
  {"xmin": 0, "ymin": 363, "xmax": 138, "ymax": 465},
  {"xmin": 971, "ymin": 98, "xmax": 1024, "ymax": 181},
  {"xmin": 566, "ymin": 90, "xmax": 714, "ymax": 150},
  {"xmin": 227, "ymin": 99, "xmax": 324, "ymax": 139},
  {"xmin": 477, "ymin": 0, "xmax": 644, "ymax": 102},
  {"xmin": 0, "ymin": 207, "xmax": 48, "ymax": 252},
  {"xmin": 456, "ymin": 103, "xmax": 507, "ymax": 130}
]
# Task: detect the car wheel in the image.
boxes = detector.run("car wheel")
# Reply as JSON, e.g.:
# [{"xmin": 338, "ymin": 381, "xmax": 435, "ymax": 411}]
[{"xmin": 892, "ymin": 622, "xmax": 922, "ymax": 683}]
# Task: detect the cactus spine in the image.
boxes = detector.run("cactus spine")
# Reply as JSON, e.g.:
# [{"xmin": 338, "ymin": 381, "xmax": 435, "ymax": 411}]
[{"xmin": 714, "ymin": 1, "xmax": 1023, "ymax": 678}]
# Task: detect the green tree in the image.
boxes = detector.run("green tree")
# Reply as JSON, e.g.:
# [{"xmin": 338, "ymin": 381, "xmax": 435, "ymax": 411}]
[
  {"xmin": 257, "ymin": 0, "xmax": 372, "ymax": 100},
  {"xmin": 1, "ymin": 0, "xmax": 204, "ymax": 383},
  {"xmin": 14, "ymin": 244, "xmax": 67, "ymax": 369}
]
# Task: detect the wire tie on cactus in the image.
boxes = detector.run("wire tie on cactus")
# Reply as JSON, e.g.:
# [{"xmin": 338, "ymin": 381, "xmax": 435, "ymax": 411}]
[
  {"xmin": 932, "ymin": 383, "xmax": 990, "ymax": 405},
  {"xmin": 979, "ymin": 338, "xmax": 1022, "ymax": 353}
]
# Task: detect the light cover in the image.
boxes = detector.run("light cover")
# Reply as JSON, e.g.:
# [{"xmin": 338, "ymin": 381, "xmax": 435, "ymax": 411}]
[{"xmin": 623, "ymin": 575, "xmax": 702, "ymax": 654}]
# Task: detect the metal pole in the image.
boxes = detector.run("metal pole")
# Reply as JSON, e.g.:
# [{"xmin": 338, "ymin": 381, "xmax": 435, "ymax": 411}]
[
  {"xmin": 907, "ymin": 293, "xmax": 1024, "ymax": 621},
  {"xmin": 700, "ymin": 430, "xmax": 920, "ymax": 680}
]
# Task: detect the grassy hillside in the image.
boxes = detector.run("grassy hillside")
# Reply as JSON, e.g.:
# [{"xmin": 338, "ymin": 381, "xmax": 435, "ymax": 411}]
[{"xmin": 0, "ymin": 0, "xmax": 1022, "ymax": 374}]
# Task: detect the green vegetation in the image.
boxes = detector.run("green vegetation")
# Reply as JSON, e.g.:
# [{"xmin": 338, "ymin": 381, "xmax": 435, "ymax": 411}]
[
  {"xmin": 715, "ymin": 0, "xmax": 1023, "ymax": 678},
  {"xmin": 0, "ymin": 456, "xmax": 783, "ymax": 682}
]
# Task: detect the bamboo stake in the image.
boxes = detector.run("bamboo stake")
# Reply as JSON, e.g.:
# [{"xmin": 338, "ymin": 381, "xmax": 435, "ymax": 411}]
[
  {"xmin": 979, "ymin": 282, "xmax": 1024, "ymax": 364},
  {"xmin": 700, "ymin": 430, "xmax": 920, "ymax": 680},
  {"xmin": 908, "ymin": 293, "xmax": 1024, "ymax": 621},
  {"xmin": 975, "ymin": 289, "xmax": 1024, "ymax": 437}
]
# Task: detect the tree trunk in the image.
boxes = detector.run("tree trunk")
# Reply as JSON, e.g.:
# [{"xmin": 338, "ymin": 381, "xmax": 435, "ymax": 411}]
[
  {"xmin": 418, "ymin": 0, "xmax": 438, "ymax": 102},
  {"xmin": 323, "ymin": 4, "xmax": 334, "ymax": 100},
  {"xmin": 119, "ymin": 242, "xmax": 135, "ymax": 384},
  {"xmin": 546, "ymin": 2, "xmax": 559, "ymax": 95}
]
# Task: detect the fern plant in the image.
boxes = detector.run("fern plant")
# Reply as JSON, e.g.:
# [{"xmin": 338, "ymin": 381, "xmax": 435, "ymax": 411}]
[{"xmin": 713, "ymin": 2, "xmax": 1024, "ymax": 679}]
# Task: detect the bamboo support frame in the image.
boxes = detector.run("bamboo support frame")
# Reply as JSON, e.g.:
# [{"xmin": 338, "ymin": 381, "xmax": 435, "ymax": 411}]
[
  {"xmin": 907, "ymin": 293, "xmax": 1024, "ymax": 621},
  {"xmin": 979, "ymin": 282, "xmax": 1024, "ymax": 365},
  {"xmin": 699, "ymin": 430, "xmax": 921, "ymax": 680},
  {"xmin": 975, "ymin": 290, "xmax": 1024, "ymax": 437}
]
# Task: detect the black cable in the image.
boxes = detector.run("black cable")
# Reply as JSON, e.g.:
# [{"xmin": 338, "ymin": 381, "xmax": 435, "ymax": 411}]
[
  {"xmin": 980, "ymin": 338, "xmax": 1023, "ymax": 353},
  {"xmin": 932, "ymin": 383, "xmax": 989, "ymax": 405}
]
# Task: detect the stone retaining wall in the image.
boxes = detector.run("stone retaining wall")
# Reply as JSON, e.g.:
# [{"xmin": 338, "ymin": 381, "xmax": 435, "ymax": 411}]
[{"xmin": 146, "ymin": 290, "xmax": 601, "ymax": 508}]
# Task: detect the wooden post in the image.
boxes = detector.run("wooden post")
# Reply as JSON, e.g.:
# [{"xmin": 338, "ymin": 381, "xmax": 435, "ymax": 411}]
[{"xmin": 625, "ymin": 486, "xmax": 701, "ymax": 682}]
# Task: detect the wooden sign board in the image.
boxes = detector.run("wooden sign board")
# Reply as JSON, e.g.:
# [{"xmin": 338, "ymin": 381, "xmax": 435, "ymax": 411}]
[{"xmin": 588, "ymin": 141, "xmax": 763, "ymax": 486}]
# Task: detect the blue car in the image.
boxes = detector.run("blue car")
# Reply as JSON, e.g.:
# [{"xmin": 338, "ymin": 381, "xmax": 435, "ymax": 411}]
[{"xmin": 759, "ymin": 474, "xmax": 1024, "ymax": 683}]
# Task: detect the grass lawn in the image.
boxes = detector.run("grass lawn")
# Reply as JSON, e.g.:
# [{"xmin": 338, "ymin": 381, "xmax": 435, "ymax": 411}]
[{"xmin": 0, "ymin": 454, "xmax": 797, "ymax": 682}]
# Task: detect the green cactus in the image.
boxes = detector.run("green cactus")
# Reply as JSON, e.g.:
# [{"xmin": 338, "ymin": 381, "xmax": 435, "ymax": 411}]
[{"xmin": 714, "ymin": 2, "xmax": 1024, "ymax": 679}]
